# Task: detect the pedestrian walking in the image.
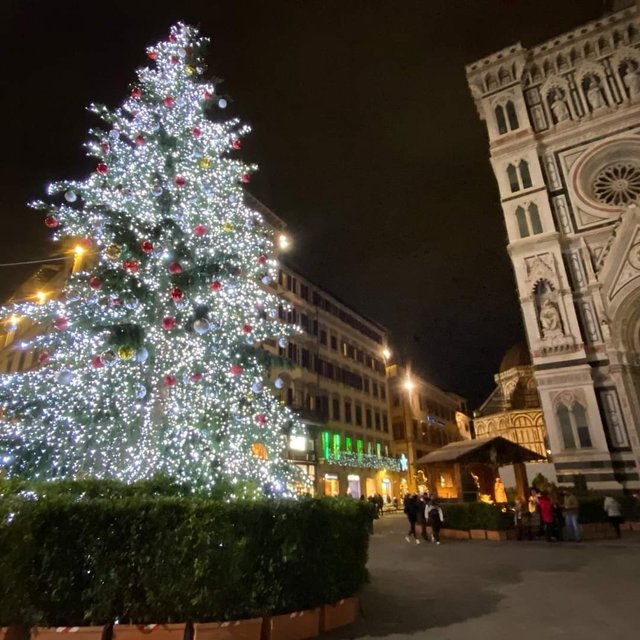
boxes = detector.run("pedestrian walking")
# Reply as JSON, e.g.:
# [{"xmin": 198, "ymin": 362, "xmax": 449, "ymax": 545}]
[
  {"xmin": 563, "ymin": 490, "xmax": 581, "ymax": 541},
  {"xmin": 604, "ymin": 495, "xmax": 623, "ymax": 538},
  {"xmin": 404, "ymin": 494, "xmax": 420, "ymax": 544},
  {"xmin": 537, "ymin": 490, "xmax": 554, "ymax": 541},
  {"xmin": 426, "ymin": 499, "xmax": 444, "ymax": 544},
  {"xmin": 417, "ymin": 493, "xmax": 429, "ymax": 541}
]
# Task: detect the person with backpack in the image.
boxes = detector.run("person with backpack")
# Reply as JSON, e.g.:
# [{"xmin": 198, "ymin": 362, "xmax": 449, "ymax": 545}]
[{"xmin": 426, "ymin": 499, "xmax": 444, "ymax": 544}]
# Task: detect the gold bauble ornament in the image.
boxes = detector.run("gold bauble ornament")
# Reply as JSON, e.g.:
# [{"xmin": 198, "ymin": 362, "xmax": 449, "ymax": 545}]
[
  {"xmin": 185, "ymin": 65, "xmax": 195, "ymax": 76},
  {"xmin": 106, "ymin": 244, "xmax": 122, "ymax": 260},
  {"xmin": 223, "ymin": 222, "xmax": 233, "ymax": 233},
  {"xmin": 251, "ymin": 442, "xmax": 268, "ymax": 460},
  {"xmin": 199, "ymin": 157, "xmax": 211, "ymax": 168},
  {"xmin": 117, "ymin": 345, "xmax": 136, "ymax": 360}
]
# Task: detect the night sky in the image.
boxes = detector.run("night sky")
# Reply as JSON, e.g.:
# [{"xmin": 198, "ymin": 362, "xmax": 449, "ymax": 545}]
[{"xmin": 2, "ymin": 1, "xmax": 605, "ymax": 407}]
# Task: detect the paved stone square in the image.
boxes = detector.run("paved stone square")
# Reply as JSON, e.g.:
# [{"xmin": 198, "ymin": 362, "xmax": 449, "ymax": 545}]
[{"xmin": 325, "ymin": 512, "xmax": 640, "ymax": 640}]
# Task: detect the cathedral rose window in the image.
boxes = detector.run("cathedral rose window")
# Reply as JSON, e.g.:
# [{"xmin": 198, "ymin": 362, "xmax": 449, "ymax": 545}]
[{"xmin": 593, "ymin": 162, "xmax": 640, "ymax": 206}]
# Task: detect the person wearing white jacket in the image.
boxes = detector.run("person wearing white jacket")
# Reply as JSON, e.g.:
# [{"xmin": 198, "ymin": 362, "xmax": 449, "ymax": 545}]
[
  {"xmin": 425, "ymin": 500, "xmax": 444, "ymax": 544},
  {"xmin": 604, "ymin": 495, "xmax": 623, "ymax": 538}
]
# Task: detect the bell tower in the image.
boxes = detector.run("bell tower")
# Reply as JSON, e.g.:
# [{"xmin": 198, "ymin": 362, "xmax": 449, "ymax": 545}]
[{"xmin": 466, "ymin": 5, "xmax": 640, "ymax": 490}]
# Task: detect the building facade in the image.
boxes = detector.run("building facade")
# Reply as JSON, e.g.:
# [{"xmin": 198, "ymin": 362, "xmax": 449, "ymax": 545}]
[
  {"xmin": 269, "ymin": 266, "xmax": 403, "ymax": 499},
  {"xmin": 474, "ymin": 343, "xmax": 547, "ymax": 458},
  {"xmin": 466, "ymin": 2, "xmax": 640, "ymax": 489},
  {"xmin": 387, "ymin": 364, "xmax": 470, "ymax": 496}
]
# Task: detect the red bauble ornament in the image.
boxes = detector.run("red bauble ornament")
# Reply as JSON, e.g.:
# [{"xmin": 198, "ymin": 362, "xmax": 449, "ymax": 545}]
[
  {"xmin": 164, "ymin": 374, "xmax": 177, "ymax": 386},
  {"xmin": 147, "ymin": 50, "xmax": 158, "ymax": 60},
  {"xmin": 242, "ymin": 323, "xmax": 252, "ymax": 334},
  {"xmin": 230, "ymin": 364, "xmax": 243, "ymax": 376},
  {"xmin": 123, "ymin": 260, "xmax": 139, "ymax": 273},
  {"xmin": 192, "ymin": 127, "xmax": 202, "ymax": 138},
  {"xmin": 170, "ymin": 287, "xmax": 183, "ymax": 301},
  {"xmin": 100, "ymin": 143, "xmax": 110, "ymax": 154},
  {"xmin": 232, "ymin": 139, "xmax": 241, "ymax": 150},
  {"xmin": 257, "ymin": 255, "xmax": 267, "ymax": 266},
  {"xmin": 80, "ymin": 237, "xmax": 92, "ymax": 249},
  {"xmin": 88, "ymin": 276, "xmax": 103, "ymax": 290},
  {"xmin": 54, "ymin": 317, "xmax": 68, "ymax": 331},
  {"xmin": 38, "ymin": 351, "xmax": 50, "ymax": 365},
  {"xmin": 131, "ymin": 87, "xmax": 142, "ymax": 99},
  {"xmin": 91, "ymin": 355, "xmax": 103, "ymax": 368},
  {"xmin": 174, "ymin": 176, "xmax": 186, "ymax": 188},
  {"xmin": 184, "ymin": 47, "xmax": 193, "ymax": 57},
  {"xmin": 135, "ymin": 134, "xmax": 145, "ymax": 146},
  {"xmin": 210, "ymin": 280, "xmax": 222, "ymax": 292},
  {"xmin": 168, "ymin": 261, "xmax": 182, "ymax": 274},
  {"xmin": 171, "ymin": 55, "xmax": 179, "ymax": 65},
  {"xmin": 163, "ymin": 96, "xmax": 175, "ymax": 108},
  {"xmin": 168, "ymin": 33, "xmax": 177, "ymax": 43},
  {"xmin": 203, "ymin": 89, "xmax": 213, "ymax": 100},
  {"xmin": 241, "ymin": 173, "xmax": 251, "ymax": 184},
  {"xmin": 96, "ymin": 162, "xmax": 108, "ymax": 176},
  {"xmin": 256, "ymin": 414, "xmax": 267, "ymax": 426},
  {"xmin": 162, "ymin": 316, "xmax": 176, "ymax": 330},
  {"xmin": 189, "ymin": 372, "xmax": 203, "ymax": 382},
  {"xmin": 44, "ymin": 216, "xmax": 59, "ymax": 229},
  {"xmin": 141, "ymin": 240, "xmax": 154, "ymax": 254},
  {"xmin": 193, "ymin": 223, "xmax": 207, "ymax": 236}
]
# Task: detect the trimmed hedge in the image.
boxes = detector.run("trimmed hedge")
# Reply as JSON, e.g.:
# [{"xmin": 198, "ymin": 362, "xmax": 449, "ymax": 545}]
[
  {"xmin": 439, "ymin": 502, "xmax": 513, "ymax": 531},
  {"xmin": 577, "ymin": 494, "xmax": 640, "ymax": 523},
  {"xmin": 0, "ymin": 486, "xmax": 374, "ymax": 626}
]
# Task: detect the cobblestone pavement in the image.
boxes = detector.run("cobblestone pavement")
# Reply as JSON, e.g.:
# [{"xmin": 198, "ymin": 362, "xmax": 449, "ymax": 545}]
[{"xmin": 323, "ymin": 512, "xmax": 640, "ymax": 640}]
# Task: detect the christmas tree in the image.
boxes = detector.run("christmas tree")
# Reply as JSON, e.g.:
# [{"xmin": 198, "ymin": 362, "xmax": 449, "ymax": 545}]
[{"xmin": 0, "ymin": 23, "xmax": 308, "ymax": 495}]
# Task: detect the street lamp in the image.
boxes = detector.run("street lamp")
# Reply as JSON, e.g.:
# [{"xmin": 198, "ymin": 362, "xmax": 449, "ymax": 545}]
[
  {"xmin": 382, "ymin": 347, "xmax": 391, "ymax": 361},
  {"xmin": 278, "ymin": 233, "xmax": 291, "ymax": 251},
  {"xmin": 403, "ymin": 377, "xmax": 414, "ymax": 392}
]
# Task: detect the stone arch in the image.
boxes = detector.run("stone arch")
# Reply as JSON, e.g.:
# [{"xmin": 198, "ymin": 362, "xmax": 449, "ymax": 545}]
[
  {"xmin": 611, "ymin": 47, "xmax": 640, "ymax": 99},
  {"xmin": 485, "ymin": 73, "xmax": 498, "ymax": 91},
  {"xmin": 498, "ymin": 66, "xmax": 512, "ymax": 84}
]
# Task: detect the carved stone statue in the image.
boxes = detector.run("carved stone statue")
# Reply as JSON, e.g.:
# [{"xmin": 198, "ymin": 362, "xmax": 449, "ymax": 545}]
[
  {"xmin": 586, "ymin": 78, "xmax": 606, "ymax": 110},
  {"xmin": 539, "ymin": 299, "xmax": 564, "ymax": 338},
  {"xmin": 550, "ymin": 94, "xmax": 571, "ymax": 123},
  {"xmin": 623, "ymin": 67, "xmax": 640, "ymax": 98}
]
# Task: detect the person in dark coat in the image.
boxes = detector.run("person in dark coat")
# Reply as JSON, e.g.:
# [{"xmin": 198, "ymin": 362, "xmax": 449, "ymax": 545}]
[{"xmin": 404, "ymin": 494, "xmax": 420, "ymax": 544}]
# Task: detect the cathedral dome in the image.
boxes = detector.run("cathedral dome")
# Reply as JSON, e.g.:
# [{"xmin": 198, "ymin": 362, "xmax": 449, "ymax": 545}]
[{"xmin": 499, "ymin": 342, "xmax": 531, "ymax": 373}]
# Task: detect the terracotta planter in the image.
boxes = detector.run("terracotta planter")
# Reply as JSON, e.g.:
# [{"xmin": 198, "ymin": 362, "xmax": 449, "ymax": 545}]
[
  {"xmin": 263, "ymin": 609, "xmax": 320, "ymax": 640},
  {"xmin": 194, "ymin": 619, "xmax": 262, "ymax": 640},
  {"xmin": 440, "ymin": 528, "xmax": 457, "ymax": 539},
  {"xmin": 321, "ymin": 598, "xmax": 358, "ymax": 632},
  {"xmin": 31, "ymin": 628, "xmax": 105, "ymax": 640},
  {"xmin": 112, "ymin": 624, "xmax": 186, "ymax": 640},
  {"xmin": 2, "ymin": 629, "xmax": 28, "ymax": 640},
  {"xmin": 469, "ymin": 529, "xmax": 486, "ymax": 540},
  {"xmin": 485, "ymin": 530, "xmax": 507, "ymax": 541}
]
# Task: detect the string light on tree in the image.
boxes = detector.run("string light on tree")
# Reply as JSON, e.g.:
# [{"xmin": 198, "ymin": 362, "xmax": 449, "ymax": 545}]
[{"xmin": 0, "ymin": 22, "xmax": 308, "ymax": 496}]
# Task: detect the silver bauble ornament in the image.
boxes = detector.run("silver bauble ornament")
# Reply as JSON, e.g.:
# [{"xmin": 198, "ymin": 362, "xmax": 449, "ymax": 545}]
[
  {"xmin": 269, "ymin": 308, "xmax": 279, "ymax": 319},
  {"xmin": 124, "ymin": 296, "xmax": 139, "ymax": 310},
  {"xmin": 218, "ymin": 98, "xmax": 228, "ymax": 109},
  {"xmin": 152, "ymin": 185, "xmax": 163, "ymax": 196},
  {"xmin": 64, "ymin": 190, "xmax": 77, "ymax": 203},
  {"xmin": 135, "ymin": 347, "xmax": 149, "ymax": 363},
  {"xmin": 245, "ymin": 336, "xmax": 255, "ymax": 346},
  {"xmin": 57, "ymin": 369, "xmax": 74, "ymax": 385},
  {"xmin": 135, "ymin": 383, "xmax": 147, "ymax": 399},
  {"xmin": 251, "ymin": 380, "xmax": 263, "ymax": 394},
  {"xmin": 278, "ymin": 337, "xmax": 288, "ymax": 349},
  {"xmin": 109, "ymin": 129, "xmax": 120, "ymax": 140},
  {"xmin": 101, "ymin": 350, "xmax": 117, "ymax": 365},
  {"xmin": 193, "ymin": 318, "xmax": 210, "ymax": 335},
  {"xmin": 64, "ymin": 289, "xmax": 81, "ymax": 303},
  {"xmin": 261, "ymin": 275, "xmax": 272, "ymax": 285},
  {"xmin": 274, "ymin": 377, "xmax": 285, "ymax": 390}
]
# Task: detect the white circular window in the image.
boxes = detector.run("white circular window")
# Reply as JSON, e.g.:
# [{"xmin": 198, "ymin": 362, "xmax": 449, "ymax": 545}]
[
  {"xmin": 572, "ymin": 137, "xmax": 640, "ymax": 213},
  {"xmin": 593, "ymin": 162, "xmax": 640, "ymax": 206}
]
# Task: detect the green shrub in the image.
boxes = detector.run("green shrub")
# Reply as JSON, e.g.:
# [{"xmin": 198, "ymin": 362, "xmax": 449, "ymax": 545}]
[
  {"xmin": 439, "ymin": 502, "xmax": 513, "ymax": 531},
  {"xmin": 578, "ymin": 494, "xmax": 639, "ymax": 523},
  {"xmin": 0, "ymin": 484, "xmax": 372, "ymax": 626}
]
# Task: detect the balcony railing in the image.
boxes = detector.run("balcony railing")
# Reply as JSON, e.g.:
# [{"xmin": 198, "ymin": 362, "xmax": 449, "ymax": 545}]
[{"xmin": 321, "ymin": 451, "xmax": 402, "ymax": 472}]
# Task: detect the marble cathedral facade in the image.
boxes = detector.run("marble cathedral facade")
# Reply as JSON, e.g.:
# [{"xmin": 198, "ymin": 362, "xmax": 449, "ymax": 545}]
[{"xmin": 466, "ymin": 2, "xmax": 640, "ymax": 490}]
